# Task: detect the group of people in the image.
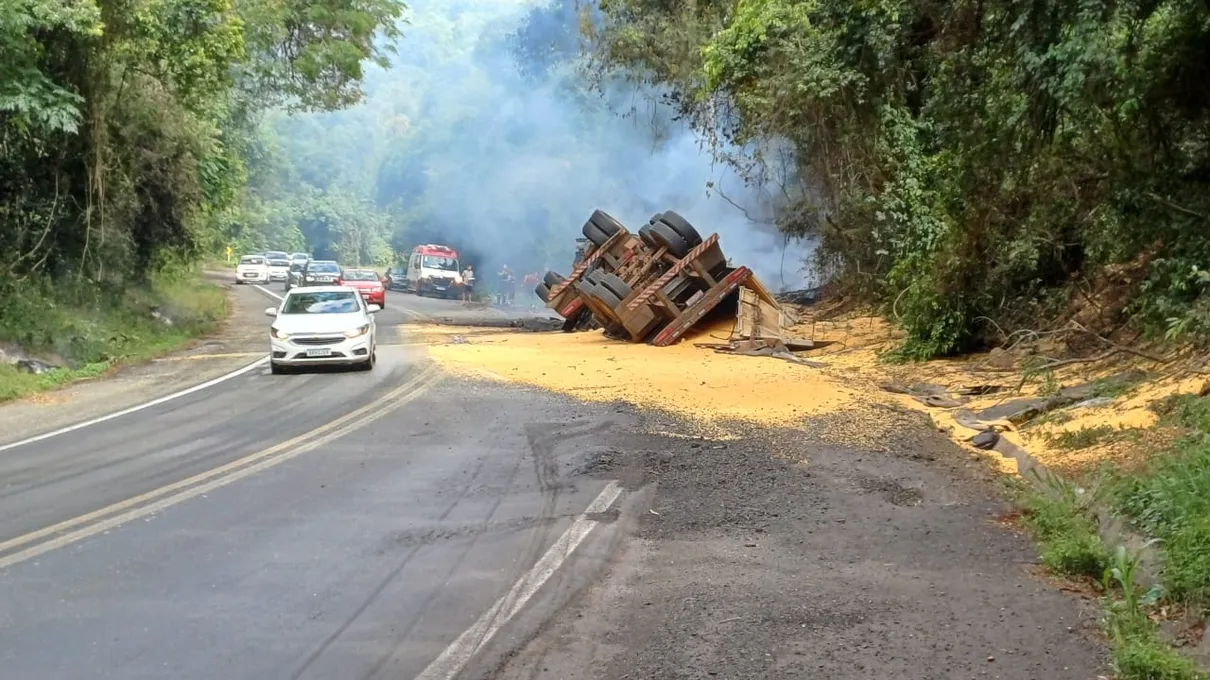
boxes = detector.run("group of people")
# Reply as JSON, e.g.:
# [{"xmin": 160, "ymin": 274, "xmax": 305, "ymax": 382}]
[{"xmin": 455, "ymin": 264, "xmax": 542, "ymax": 306}]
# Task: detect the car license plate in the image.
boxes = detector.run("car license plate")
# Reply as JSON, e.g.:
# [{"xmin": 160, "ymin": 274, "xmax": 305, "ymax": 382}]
[{"xmin": 305, "ymin": 348, "xmax": 332, "ymax": 357}]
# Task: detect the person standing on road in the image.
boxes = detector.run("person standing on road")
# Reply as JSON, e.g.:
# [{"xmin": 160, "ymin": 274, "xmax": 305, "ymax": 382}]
[
  {"xmin": 460, "ymin": 264, "xmax": 475, "ymax": 303},
  {"xmin": 497, "ymin": 264, "xmax": 515, "ymax": 306}
]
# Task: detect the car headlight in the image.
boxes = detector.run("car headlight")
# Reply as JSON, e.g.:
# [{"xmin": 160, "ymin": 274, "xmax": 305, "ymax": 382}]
[
  {"xmin": 271, "ymin": 327, "xmax": 290, "ymax": 340},
  {"xmin": 345, "ymin": 324, "xmax": 370, "ymax": 338}
]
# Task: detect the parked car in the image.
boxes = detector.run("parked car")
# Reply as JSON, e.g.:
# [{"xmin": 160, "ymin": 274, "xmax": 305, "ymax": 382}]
[
  {"xmin": 383, "ymin": 266, "xmax": 408, "ymax": 291},
  {"xmin": 236, "ymin": 255, "xmax": 271, "ymax": 284},
  {"xmin": 341, "ymin": 269, "xmax": 386, "ymax": 307},
  {"xmin": 298, "ymin": 260, "xmax": 343, "ymax": 287},
  {"xmin": 285, "ymin": 261, "xmax": 307, "ymax": 291},
  {"xmin": 265, "ymin": 286, "xmax": 379, "ymax": 373}
]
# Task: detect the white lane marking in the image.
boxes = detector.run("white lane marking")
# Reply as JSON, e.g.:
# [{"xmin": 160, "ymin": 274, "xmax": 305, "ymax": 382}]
[
  {"xmin": 0, "ymin": 357, "xmax": 268, "ymax": 453},
  {"xmin": 0, "ymin": 280, "xmax": 283, "ymax": 453},
  {"xmin": 0, "ymin": 364, "xmax": 444, "ymax": 569},
  {"xmin": 415, "ymin": 481, "xmax": 624, "ymax": 680},
  {"xmin": 253, "ymin": 284, "xmax": 283, "ymax": 301}
]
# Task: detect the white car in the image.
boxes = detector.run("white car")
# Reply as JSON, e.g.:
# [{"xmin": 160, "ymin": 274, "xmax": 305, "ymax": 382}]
[
  {"xmin": 236, "ymin": 255, "xmax": 271, "ymax": 284},
  {"xmin": 265, "ymin": 286, "xmax": 379, "ymax": 373},
  {"xmin": 264, "ymin": 251, "xmax": 291, "ymax": 282}
]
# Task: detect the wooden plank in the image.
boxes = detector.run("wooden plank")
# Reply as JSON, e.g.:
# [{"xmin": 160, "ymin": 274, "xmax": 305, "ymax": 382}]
[
  {"xmin": 741, "ymin": 273, "xmax": 781, "ymax": 308},
  {"xmin": 651, "ymin": 267, "xmax": 751, "ymax": 346}
]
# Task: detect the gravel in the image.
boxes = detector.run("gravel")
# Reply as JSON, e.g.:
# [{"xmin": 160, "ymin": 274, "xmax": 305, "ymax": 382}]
[{"xmin": 490, "ymin": 404, "xmax": 1107, "ymax": 679}]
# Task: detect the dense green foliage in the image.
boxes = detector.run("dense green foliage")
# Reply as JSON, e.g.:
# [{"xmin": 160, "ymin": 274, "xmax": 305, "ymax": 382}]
[
  {"xmin": 1116, "ymin": 394, "xmax": 1210, "ymax": 606},
  {"xmin": 589, "ymin": 0, "xmax": 1210, "ymax": 356},
  {"xmin": 0, "ymin": 0, "xmax": 404, "ymax": 287}
]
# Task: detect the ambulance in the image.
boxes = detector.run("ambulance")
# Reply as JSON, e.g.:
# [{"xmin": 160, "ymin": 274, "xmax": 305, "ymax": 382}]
[{"xmin": 405, "ymin": 244, "xmax": 462, "ymax": 298}]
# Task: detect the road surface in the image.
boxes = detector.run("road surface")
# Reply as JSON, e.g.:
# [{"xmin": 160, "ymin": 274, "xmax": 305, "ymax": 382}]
[
  {"xmin": 0, "ymin": 276, "xmax": 1107, "ymax": 679},
  {"xmin": 0, "ymin": 281, "xmax": 623, "ymax": 680}
]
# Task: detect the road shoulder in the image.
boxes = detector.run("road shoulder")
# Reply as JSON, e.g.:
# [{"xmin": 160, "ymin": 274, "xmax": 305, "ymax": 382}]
[
  {"xmin": 0, "ymin": 276, "xmax": 275, "ymax": 447},
  {"xmin": 492, "ymin": 407, "xmax": 1108, "ymax": 679}
]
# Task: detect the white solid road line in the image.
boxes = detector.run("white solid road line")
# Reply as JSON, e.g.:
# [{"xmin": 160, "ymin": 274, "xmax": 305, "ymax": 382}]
[
  {"xmin": 415, "ymin": 481, "xmax": 624, "ymax": 680},
  {"xmin": 0, "ymin": 357, "xmax": 269, "ymax": 453},
  {"xmin": 0, "ymin": 280, "xmax": 285, "ymax": 454},
  {"xmin": 253, "ymin": 283, "xmax": 284, "ymax": 301}
]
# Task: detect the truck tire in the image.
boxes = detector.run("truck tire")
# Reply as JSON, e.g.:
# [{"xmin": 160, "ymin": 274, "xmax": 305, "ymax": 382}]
[
  {"xmin": 535, "ymin": 282, "xmax": 551, "ymax": 302},
  {"xmin": 657, "ymin": 211, "xmax": 703, "ymax": 247},
  {"xmin": 589, "ymin": 285, "xmax": 622, "ymax": 310},
  {"xmin": 599, "ymin": 272, "xmax": 631, "ymax": 299},
  {"xmin": 543, "ymin": 271, "xmax": 565, "ymax": 288},
  {"xmin": 588, "ymin": 210, "xmax": 625, "ymax": 238},
  {"xmin": 582, "ymin": 219, "xmax": 613, "ymax": 247},
  {"xmin": 584, "ymin": 268, "xmax": 604, "ymax": 285},
  {"xmin": 638, "ymin": 224, "xmax": 657, "ymax": 249},
  {"xmin": 649, "ymin": 222, "xmax": 690, "ymax": 258}
]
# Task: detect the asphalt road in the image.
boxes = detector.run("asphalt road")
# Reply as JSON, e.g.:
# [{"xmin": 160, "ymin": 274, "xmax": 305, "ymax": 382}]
[
  {"xmin": 0, "ymin": 283, "xmax": 621, "ymax": 680},
  {"xmin": 268, "ymin": 279, "xmax": 560, "ymax": 328},
  {"xmin": 0, "ymin": 277, "xmax": 1109, "ymax": 679}
]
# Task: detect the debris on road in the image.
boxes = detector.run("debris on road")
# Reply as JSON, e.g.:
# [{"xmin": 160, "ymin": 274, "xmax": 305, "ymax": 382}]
[{"xmin": 536, "ymin": 209, "xmax": 803, "ymax": 353}]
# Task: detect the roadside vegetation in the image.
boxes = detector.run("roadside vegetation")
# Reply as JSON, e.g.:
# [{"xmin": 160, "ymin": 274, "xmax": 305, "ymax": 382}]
[
  {"xmin": 1003, "ymin": 385, "xmax": 1210, "ymax": 679},
  {"xmin": 0, "ymin": 266, "xmax": 227, "ymax": 402},
  {"xmin": 1015, "ymin": 474, "xmax": 1208, "ymax": 680},
  {"xmin": 587, "ymin": 0, "xmax": 1210, "ymax": 360},
  {"xmin": 1, "ymin": 0, "xmax": 405, "ymax": 395}
]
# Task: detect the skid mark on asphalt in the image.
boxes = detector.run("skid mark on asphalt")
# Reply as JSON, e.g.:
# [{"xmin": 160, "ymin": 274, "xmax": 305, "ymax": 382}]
[
  {"xmin": 289, "ymin": 408, "xmax": 514, "ymax": 680},
  {"xmin": 352, "ymin": 409, "xmax": 539, "ymax": 680},
  {"xmin": 415, "ymin": 481, "xmax": 625, "ymax": 680},
  {"xmin": 435, "ymin": 420, "xmax": 624, "ymax": 674}
]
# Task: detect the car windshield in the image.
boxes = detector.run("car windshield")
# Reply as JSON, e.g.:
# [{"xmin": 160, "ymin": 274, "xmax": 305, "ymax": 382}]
[
  {"xmin": 265, "ymin": 251, "xmax": 287, "ymax": 260},
  {"xmin": 308, "ymin": 262, "xmax": 340, "ymax": 273},
  {"xmin": 240, "ymin": 256, "xmax": 264, "ymax": 265},
  {"xmin": 290, "ymin": 263, "xmax": 305, "ymax": 272},
  {"xmin": 282, "ymin": 291, "xmax": 360, "ymax": 314},
  {"xmin": 291, "ymin": 254, "xmax": 308, "ymax": 261},
  {"xmin": 343, "ymin": 270, "xmax": 378, "ymax": 281},
  {"xmin": 421, "ymin": 255, "xmax": 458, "ymax": 271}
]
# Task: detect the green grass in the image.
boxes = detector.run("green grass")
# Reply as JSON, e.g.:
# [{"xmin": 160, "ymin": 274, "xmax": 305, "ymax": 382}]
[
  {"xmin": 1013, "ymin": 477, "xmax": 1208, "ymax": 680},
  {"xmin": 1044, "ymin": 424, "xmax": 1146, "ymax": 451},
  {"xmin": 0, "ymin": 268, "xmax": 228, "ymax": 403},
  {"xmin": 1113, "ymin": 393, "xmax": 1210, "ymax": 606}
]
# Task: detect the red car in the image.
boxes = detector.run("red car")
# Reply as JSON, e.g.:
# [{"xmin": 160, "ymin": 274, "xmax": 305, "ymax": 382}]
[{"xmin": 341, "ymin": 269, "xmax": 386, "ymax": 307}]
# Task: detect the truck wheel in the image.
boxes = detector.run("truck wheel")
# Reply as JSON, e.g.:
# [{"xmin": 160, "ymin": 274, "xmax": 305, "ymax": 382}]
[
  {"xmin": 588, "ymin": 210, "xmax": 625, "ymax": 238},
  {"xmin": 657, "ymin": 211, "xmax": 703, "ymax": 247},
  {"xmin": 649, "ymin": 222, "xmax": 690, "ymax": 258},
  {"xmin": 582, "ymin": 219, "xmax": 610, "ymax": 247},
  {"xmin": 638, "ymin": 225, "xmax": 658, "ymax": 249},
  {"xmin": 589, "ymin": 285, "xmax": 622, "ymax": 310},
  {"xmin": 535, "ymin": 283, "xmax": 551, "ymax": 302},
  {"xmin": 599, "ymin": 272, "xmax": 632, "ymax": 299},
  {"xmin": 543, "ymin": 271, "xmax": 565, "ymax": 288},
  {"xmin": 583, "ymin": 268, "xmax": 604, "ymax": 286}
]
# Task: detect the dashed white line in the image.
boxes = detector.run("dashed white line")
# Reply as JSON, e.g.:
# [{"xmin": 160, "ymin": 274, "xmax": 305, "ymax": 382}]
[{"xmin": 415, "ymin": 481, "xmax": 624, "ymax": 680}]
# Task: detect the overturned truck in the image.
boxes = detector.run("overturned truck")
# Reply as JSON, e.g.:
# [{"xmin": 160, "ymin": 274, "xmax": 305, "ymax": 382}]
[{"xmin": 534, "ymin": 209, "xmax": 790, "ymax": 346}]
